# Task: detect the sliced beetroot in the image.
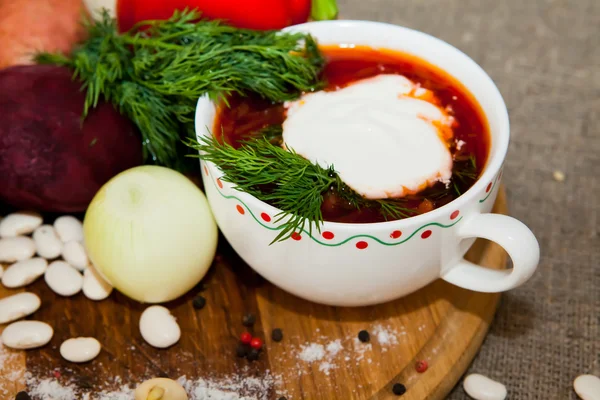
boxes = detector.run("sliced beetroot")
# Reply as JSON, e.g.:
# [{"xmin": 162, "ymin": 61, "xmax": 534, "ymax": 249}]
[{"xmin": 0, "ymin": 65, "xmax": 143, "ymax": 213}]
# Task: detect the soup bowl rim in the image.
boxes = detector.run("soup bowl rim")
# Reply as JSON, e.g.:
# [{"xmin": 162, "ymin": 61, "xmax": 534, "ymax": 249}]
[{"xmin": 195, "ymin": 19, "xmax": 509, "ymax": 231}]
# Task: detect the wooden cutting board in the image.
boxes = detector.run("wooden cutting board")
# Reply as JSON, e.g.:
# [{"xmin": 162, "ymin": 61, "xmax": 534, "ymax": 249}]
[{"xmin": 0, "ymin": 188, "xmax": 508, "ymax": 400}]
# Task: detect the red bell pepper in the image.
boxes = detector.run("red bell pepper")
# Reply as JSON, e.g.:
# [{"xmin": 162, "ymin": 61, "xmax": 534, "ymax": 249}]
[{"xmin": 116, "ymin": 0, "xmax": 338, "ymax": 32}]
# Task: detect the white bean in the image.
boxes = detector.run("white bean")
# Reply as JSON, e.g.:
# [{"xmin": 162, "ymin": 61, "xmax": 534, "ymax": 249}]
[
  {"xmin": 2, "ymin": 257, "xmax": 48, "ymax": 288},
  {"xmin": 463, "ymin": 374, "xmax": 507, "ymax": 400},
  {"xmin": 0, "ymin": 264, "xmax": 3, "ymax": 278},
  {"xmin": 139, "ymin": 306, "xmax": 181, "ymax": 349},
  {"xmin": 0, "ymin": 236, "xmax": 36, "ymax": 263},
  {"xmin": 0, "ymin": 212, "xmax": 43, "ymax": 238},
  {"xmin": 0, "ymin": 292, "xmax": 41, "ymax": 324},
  {"xmin": 33, "ymin": 225, "xmax": 63, "ymax": 259},
  {"xmin": 54, "ymin": 216, "xmax": 84, "ymax": 243},
  {"xmin": 44, "ymin": 261, "xmax": 83, "ymax": 296},
  {"xmin": 82, "ymin": 266, "xmax": 113, "ymax": 301},
  {"xmin": 135, "ymin": 378, "xmax": 188, "ymax": 400},
  {"xmin": 60, "ymin": 337, "xmax": 101, "ymax": 363},
  {"xmin": 61, "ymin": 241, "xmax": 89, "ymax": 271},
  {"xmin": 574, "ymin": 375, "xmax": 600, "ymax": 400},
  {"xmin": 1, "ymin": 320, "xmax": 53, "ymax": 349}
]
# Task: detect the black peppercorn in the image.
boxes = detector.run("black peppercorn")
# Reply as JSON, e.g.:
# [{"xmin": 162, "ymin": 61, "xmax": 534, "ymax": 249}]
[
  {"xmin": 236, "ymin": 343, "xmax": 250, "ymax": 358},
  {"xmin": 271, "ymin": 328, "xmax": 283, "ymax": 342},
  {"xmin": 15, "ymin": 392, "xmax": 32, "ymax": 400},
  {"xmin": 278, "ymin": 397, "xmax": 287, "ymax": 400},
  {"xmin": 242, "ymin": 313, "xmax": 256, "ymax": 327},
  {"xmin": 392, "ymin": 383, "xmax": 406, "ymax": 396},
  {"xmin": 192, "ymin": 296, "xmax": 206, "ymax": 310},
  {"xmin": 358, "ymin": 330, "xmax": 370, "ymax": 343},
  {"xmin": 247, "ymin": 348, "xmax": 260, "ymax": 361}
]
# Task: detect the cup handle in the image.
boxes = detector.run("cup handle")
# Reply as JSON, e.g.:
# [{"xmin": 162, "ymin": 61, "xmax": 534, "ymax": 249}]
[{"xmin": 441, "ymin": 213, "xmax": 540, "ymax": 292}]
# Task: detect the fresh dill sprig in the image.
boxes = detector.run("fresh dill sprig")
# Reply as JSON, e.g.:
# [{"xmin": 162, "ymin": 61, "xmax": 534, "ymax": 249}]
[
  {"xmin": 35, "ymin": 9, "xmax": 325, "ymax": 169},
  {"xmin": 187, "ymin": 135, "xmax": 413, "ymax": 243},
  {"xmin": 452, "ymin": 154, "xmax": 478, "ymax": 195},
  {"xmin": 255, "ymin": 125, "xmax": 284, "ymax": 146}
]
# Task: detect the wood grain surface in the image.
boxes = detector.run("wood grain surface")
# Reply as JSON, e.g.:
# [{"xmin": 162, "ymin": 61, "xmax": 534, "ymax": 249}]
[{"xmin": 0, "ymin": 188, "xmax": 508, "ymax": 400}]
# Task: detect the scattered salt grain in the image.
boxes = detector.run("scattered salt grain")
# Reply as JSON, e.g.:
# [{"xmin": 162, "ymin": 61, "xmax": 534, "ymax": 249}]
[
  {"xmin": 353, "ymin": 338, "xmax": 373, "ymax": 362},
  {"xmin": 28, "ymin": 377, "xmax": 77, "ymax": 400},
  {"xmin": 0, "ymin": 339, "xmax": 23, "ymax": 396},
  {"xmin": 319, "ymin": 362, "xmax": 335, "ymax": 376},
  {"xmin": 325, "ymin": 340, "xmax": 343, "ymax": 356},
  {"xmin": 178, "ymin": 372, "xmax": 280, "ymax": 400},
  {"xmin": 22, "ymin": 371, "xmax": 281, "ymax": 400},
  {"xmin": 372, "ymin": 324, "xmax": 399, "ymax": 347},
  {"xmin": 298, "ymin": 343, "xmax": 325, "ymax": 363}
]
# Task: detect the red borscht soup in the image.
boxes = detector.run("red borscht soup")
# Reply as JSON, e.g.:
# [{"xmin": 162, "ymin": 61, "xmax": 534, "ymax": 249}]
[{"xmin": 213, "ymin": 46, "xmax": 490, "ymax": 224}]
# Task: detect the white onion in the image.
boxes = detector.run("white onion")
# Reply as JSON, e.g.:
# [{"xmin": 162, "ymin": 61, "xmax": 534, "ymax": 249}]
[{"xmin": 83, "ymin": 166, "xmax": 218, "ymax": 303}]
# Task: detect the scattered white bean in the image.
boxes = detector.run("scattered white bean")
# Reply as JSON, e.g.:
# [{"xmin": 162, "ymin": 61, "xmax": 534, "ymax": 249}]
[
  {"xmin": 54, "ymin": 216, "xmax": 84, "ymax": 243},
  {"xmin": 44, "ymin": 261, "xmax": 83, "ymax": 296},
  {"xmin": 60, "ymin": 337, "xmax": 101, "ymax": 363},
  {"xmin": 0, "ymin": 212, "xmax": 43, "ymax": 238},
  {"xmin": 135, "ymin": 378, "xmax": 188, "ymax": 400},
  {"xmin": 574, "ymin": 375, "xmax": 600, "ymax": 400},
  {"xmin": 33, "ymin": 225, "xmax": 63, "ymax": 259},
  {"xmin": 62, "ymin": 241, "xmax": 89, "ymax": 271},
  {"xmin": 0, "ymin": 236, "xmax": 36, "ymax": 263},
  {"xmin": 0, "ymin": 292, "xmax": 41, "ymax": 324},
  {"xmin": 139, "ymin": 306, "xmax": 181, "ymax": 349},
  {"xmin": 1, "ymin": 320, "xmax": 53, "ymax": 349},
  {"xmin": 2, "ymin": 257, "xmax": 48, "ymax": 288},
  {"xmin": 82, "ymin": 266, "xmax": 113, "ymax": 301},
  {"xmin": 463, "ymin": 374, "xmax": 507, "ymax": 400}
]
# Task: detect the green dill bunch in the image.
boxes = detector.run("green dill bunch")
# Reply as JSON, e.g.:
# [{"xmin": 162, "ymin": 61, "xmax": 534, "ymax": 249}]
[
  {"xmin": 36, "ymin": 9, "xmax": 325, "ymax": 169},
  {"xmin": 188, "ymin": 133, "xmax": 415, "ymax": 243}
]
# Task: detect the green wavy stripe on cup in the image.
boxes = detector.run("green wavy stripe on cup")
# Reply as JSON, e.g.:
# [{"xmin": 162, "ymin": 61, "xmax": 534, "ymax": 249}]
[
  {"xmin": 205, "ymin": 163, "xmax": 462, "ymax": 247},
  {"xmin": 479, "ymin": 175, "xmax": 499, "ymax": 204}
]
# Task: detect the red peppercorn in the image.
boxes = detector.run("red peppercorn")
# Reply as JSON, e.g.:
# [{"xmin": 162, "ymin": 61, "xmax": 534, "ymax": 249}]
[
  {"xmin": 250, "ymin": 337, "xmax": 263, "ymax": 350},
  {"xmin": 240, "ymin": 332, "xmax": 252, "ymax": 344},
  {"xmin": 415, "ymin": 360, "xmax": 428, "ymax": 373}
]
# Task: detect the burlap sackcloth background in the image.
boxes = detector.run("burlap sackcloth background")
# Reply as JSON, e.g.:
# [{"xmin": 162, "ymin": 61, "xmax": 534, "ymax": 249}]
[{"xmin": 339, "ymin": 0, "xmax": 599, "ymax": 398}]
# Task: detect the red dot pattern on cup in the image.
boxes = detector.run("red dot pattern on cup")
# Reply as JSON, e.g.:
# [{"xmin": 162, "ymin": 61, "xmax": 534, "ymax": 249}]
[
  {"xmin": 356, "ymin": 241, "xmax": 368, "ymax": 249},
  {"xmin": 260, "ymin": 213, "xmax": 271, "ymax": 222},
  {"xmin": 217, "ymin": 178, "xmax": 223, "ymax": 189},
  {"xmin": 390, "ymin": 230, "xmax": 402, "ymax": 239},
  {"xmin": 204, "ymin": 165, "xmax": 208, "ymax": 176},
  {"xmin": 450, "ymin": 210, "xmax": 460, "ymax": 220},
  {"xmin": 236, "ymin": 205, "xmax": 245, "ymax": 215},
  {"xmin": 291, "ymin": 232, "xmax": 302, "ymax": 241},
  {"xmin": 421, "ymin": 230, "xmax": 432, "ymax": 239},
  {"xmin": 322, "ymin": 231, "xmax": 334, "ymax": 240},
  {"xmin": 486, "ymin": 182, "xmax": 492, "ymax": 193}
]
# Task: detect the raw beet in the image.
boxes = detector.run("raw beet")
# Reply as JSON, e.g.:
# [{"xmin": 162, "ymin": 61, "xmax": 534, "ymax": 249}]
[{"xmin": 0, "ymin": 65, "xmax": 143, "ymax": 212}]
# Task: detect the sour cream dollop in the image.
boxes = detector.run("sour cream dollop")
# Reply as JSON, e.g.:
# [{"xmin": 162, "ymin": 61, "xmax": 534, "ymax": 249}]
[{"xmin": 283, "ymin": 74, "xmax": 455, "ymax": 199}]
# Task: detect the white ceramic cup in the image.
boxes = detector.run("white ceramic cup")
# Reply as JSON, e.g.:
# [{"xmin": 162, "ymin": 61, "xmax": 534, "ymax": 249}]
[{"xmin": 195, "ymin": 20, "xmax": 540, "ymax": 306}]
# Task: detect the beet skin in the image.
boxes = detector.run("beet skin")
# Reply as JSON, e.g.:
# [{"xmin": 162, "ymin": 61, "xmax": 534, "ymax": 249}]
[{"xmin": 0, "ymin": 65, "xmax": 143, "ymax": 213}]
